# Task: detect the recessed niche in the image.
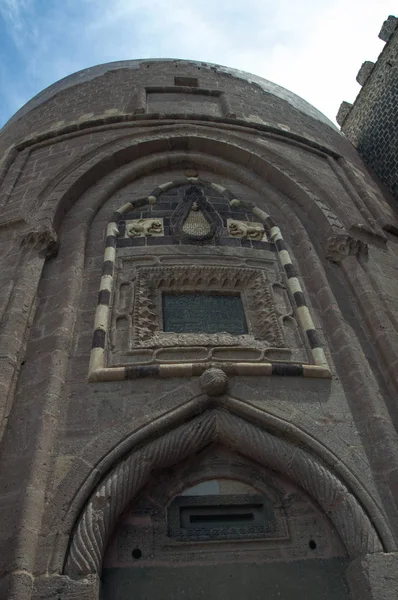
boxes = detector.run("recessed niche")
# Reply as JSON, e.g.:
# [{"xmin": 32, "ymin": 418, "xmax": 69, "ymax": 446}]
[
  {"xmin": 147, "ymin": 91, "xmax": 222, "ymax": 117},
  {"xmin": 174, "ymin": 76, "xmax": 198, "ymax": 87}
]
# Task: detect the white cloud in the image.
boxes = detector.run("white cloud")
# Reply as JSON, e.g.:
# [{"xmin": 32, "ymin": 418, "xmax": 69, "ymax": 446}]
[{"xmin": 0, "ymin": 0, "xmax": 397, "ymax": 126}]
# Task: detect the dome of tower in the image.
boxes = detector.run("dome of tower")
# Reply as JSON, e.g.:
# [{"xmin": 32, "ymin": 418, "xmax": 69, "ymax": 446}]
[{"xmin": 0, "ymin": 58, "xmax": 343, "ymax": 157}]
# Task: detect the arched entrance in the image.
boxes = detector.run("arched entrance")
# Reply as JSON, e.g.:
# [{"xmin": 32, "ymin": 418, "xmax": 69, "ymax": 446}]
[
  {"xmin": 64, "ymin": 408, "xmax": 385, "ymax": 600},
  {"xmin": 101, "ymin": 444, "xmax": 351, "ymax": 600}
]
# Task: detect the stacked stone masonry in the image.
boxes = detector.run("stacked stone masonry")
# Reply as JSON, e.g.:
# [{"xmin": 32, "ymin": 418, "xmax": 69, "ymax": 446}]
[
  {"xmin": 1, "ymin": 55, "xmax": 398, "ymax": 600},
  {"xmin": 338, "ymin": 15, "xmax": 398, "ymax": 202}
]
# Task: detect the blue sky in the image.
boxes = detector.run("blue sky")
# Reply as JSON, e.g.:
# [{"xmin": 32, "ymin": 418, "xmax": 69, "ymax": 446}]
[{"xmin": 0, "ymin": 0, "xmax": 396, "ymax": 128}]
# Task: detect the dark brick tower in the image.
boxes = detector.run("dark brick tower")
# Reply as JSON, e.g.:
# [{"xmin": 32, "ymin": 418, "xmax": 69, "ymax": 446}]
[
  {"xmin": 1, "ymin": 53, "xmax": 398, "ymax": 600},
  {"xmin": 337, "ymin": 15, "xmax": 398, "ymax": 204}
]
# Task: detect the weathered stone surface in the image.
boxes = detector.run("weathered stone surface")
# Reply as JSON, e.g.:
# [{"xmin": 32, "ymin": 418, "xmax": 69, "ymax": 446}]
[
  {"xmin": 32, "ymin": 575, "xmax": 99, "ymax": 600},
  {"xmin": 356, "ymin": 61, "xmax": 375, "ymax": 86},
  {"xmin": 0, "ymin": 55, "xmax": 398, "ymax": 600},
  {"xmin": 336, "ymin": 101, "xmax": 352, "ymax": 126},
  {"xmin": 347, "ymin": 553, "xmax": 398, "ymax": 600},
  {"xmin": 379, "ymin": 15, "xmax": 398, "ymax": 41}
]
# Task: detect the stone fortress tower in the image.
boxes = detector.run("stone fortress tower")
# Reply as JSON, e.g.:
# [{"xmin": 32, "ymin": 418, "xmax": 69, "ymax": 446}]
[{"xmin": 1, "ymin": 15, "xmax": 398, "ymax": 600}]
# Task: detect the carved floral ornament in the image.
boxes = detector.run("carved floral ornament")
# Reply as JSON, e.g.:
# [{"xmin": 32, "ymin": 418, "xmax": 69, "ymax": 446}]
[{"xmin": 88, "ymin": 177, "xmax": 333, "ymax": 382}]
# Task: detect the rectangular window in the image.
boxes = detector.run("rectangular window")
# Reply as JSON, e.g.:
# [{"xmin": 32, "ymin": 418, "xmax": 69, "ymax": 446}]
[
  {"xmin": 167, "ymin": 494, "xmax": 283, "ymax": 541},
  {"xmin": 180, "ymin": 503, "xmax": 264, "ymax": 529},
  {"xmin": 162, "ymin": 292, "xmax": 248, "ymax": 335}
]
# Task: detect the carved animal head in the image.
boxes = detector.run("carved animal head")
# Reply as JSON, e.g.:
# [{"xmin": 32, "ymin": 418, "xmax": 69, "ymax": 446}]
[{"xmin": 150, "ymin": 220, "xmax": 162, "ymax": 231}]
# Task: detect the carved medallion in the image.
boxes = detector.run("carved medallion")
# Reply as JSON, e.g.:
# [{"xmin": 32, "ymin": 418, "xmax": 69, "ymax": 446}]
[{"xmin": 170, "ymin": 185, "xmax": 223, "ymax": 244}]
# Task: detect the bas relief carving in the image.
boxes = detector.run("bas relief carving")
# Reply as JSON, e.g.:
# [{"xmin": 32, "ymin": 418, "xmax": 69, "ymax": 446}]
[
  {"xmin": 227, "ymin": 219, "xmax": 267, "ymax": 241},
  {"xmin": 325, "ymin": 233, "xmax": 368, "ymax": 263},
  {"xmin": 125, "ymin": 218, "xmax": 164, "ymax": 237}
]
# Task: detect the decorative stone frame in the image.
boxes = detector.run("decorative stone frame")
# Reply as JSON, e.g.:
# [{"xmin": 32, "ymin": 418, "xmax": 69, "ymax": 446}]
[
  {"xmin": 167, "ymin": 492, "xmax": 288, "ymax": 542},
  {"xmin": 132, "ymin": 264, "xmax": 284, "ymax": 349},
  {"xmin": 134, "ymin": 86, "xmax": 237, "ymax": 118},
  {"xmin": 88, "ymin": 177, "xmax": 332, "ymax": 381}
]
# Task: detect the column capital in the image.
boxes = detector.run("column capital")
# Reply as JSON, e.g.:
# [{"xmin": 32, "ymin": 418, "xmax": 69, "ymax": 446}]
[
  {"xmin": 325, "ymin": 234, "xmax": 368, "ymax": 263},
  {"xmin": 21, "ymin": 226, "xmax": 58, "ymax": 258}
]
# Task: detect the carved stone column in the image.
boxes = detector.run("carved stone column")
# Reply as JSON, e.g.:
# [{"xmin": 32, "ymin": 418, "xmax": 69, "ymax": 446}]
[{"xmin": 0, "ymin": 225, "xmax": 58, "ymax": 441}]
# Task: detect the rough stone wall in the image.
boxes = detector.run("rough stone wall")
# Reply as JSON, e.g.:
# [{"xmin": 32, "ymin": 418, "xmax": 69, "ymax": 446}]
[
  {"xmin": 338, "ymin": 15, "xmax": 398, "ymax": 201},
  {"xmin": 0, "ymin": 61, "xmax": 398, "ymax": 600}
]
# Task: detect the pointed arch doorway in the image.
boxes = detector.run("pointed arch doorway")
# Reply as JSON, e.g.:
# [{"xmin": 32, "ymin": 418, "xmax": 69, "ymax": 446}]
[
  {"xmin": 64, "ymin": 409, "xmax": 385, "ymax": 599},
  {"xmin": 101, "ymin": 444, "xmax": 351, "ymax": 600}
]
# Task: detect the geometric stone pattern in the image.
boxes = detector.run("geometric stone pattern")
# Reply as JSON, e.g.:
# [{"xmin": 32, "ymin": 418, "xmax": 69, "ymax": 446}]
[
  {"xmin": 110, "ymin": 251, "xmax": 307, "ymax": 367},
  {"xmin": 117, "ymin": 182, "xmax": 271, "ymax": 250},
  {"xmin": 170, "ymin": 185, "xmax": 223, "ymax": 244}
]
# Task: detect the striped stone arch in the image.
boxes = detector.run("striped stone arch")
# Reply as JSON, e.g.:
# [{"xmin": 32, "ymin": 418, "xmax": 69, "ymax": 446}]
[
  {"xmin": 88, "ymin": 176, "xmax": 332, "ymax": 382},
  {"xmin": 64, "ymin": 408, "xmax": 383, "ymax": 579}
]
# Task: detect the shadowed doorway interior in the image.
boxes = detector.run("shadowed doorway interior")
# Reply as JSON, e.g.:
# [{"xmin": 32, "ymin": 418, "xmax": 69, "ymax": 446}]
[{"xmin": 101, "ymin": 446, "xmax": 350, "ymax": 600}]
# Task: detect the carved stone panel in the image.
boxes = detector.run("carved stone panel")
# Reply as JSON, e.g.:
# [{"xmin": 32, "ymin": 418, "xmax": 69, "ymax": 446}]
[
  {"xmin": 227, "ymin": 219, "xmax": 267, "ymax": 241},
  {"xmin": 131, "ymin": 265, "xmax": 285, "ymax": 349},
  {"xmin": 125, "ymin": 218, "xmax": 164, "ymax": 238},
  {"xmin": 107, "ymin": 249, "xmax": 313, "ymax": 367}
]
